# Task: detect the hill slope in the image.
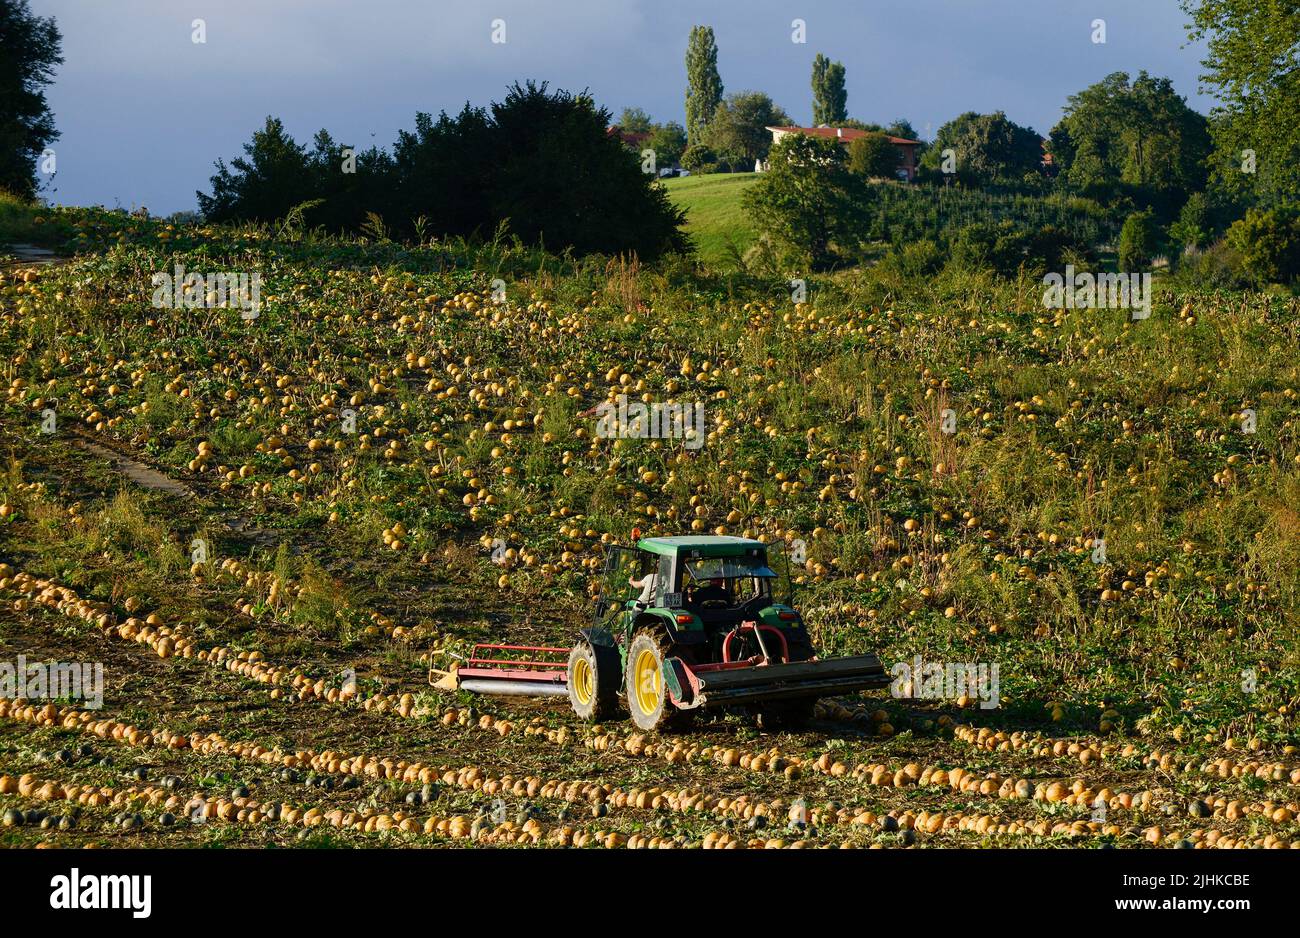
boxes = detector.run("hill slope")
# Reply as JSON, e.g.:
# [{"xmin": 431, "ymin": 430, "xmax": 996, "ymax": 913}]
[{"xmin": 661, "ymin": 172, "xmax": 759, "ymax": 268}]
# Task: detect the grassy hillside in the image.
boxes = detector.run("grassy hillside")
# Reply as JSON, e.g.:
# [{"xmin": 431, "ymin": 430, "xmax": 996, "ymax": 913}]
[{"xmin": 662, "ymin": 172, "xmax": 759, "ymax": 268}]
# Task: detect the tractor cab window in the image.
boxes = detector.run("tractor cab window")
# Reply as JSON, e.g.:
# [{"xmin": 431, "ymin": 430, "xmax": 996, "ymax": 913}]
[
  {"xmin": 629, "ymin": 551, "xmax": 668, "ymax": 606},
  {"xmin": 655, "ymin": 553, "xmax": 675, "ymax": 606},
  {"xmin": 682, "ymin": 554, "xmax": 776, "ymax": 611},
  {"xmin": 601, "ymin": 547, "xmax": 652, "ymax": 606}
]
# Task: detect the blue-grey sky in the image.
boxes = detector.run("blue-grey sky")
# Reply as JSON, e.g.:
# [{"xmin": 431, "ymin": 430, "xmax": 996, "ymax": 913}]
[{"xmin": 32, "ymin": 0, "xmax": 1214, "ymax": 215}]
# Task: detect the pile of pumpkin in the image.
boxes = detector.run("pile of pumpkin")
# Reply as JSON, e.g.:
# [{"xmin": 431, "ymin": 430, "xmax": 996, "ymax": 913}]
[
  {"xmin": 955, "ymin": 724, "xmax": 1300, "ymax": 784},
  {"xmin": 2, "ymin": 554, "xmax": 545, "ymax": 746},
  {"xmin": 0, "ymin": 564, "xmax": 476, "ymax": 728},
  {"xmin": 584, "ymin": 722, "xmax": 1300, "ymax": 834},
  {"xmin": 0, "ymin": 770, "xmax": 522, "ymax": 843},
  {"xmin": 1, "ymin": 567, "xmax": 198, "ymax": 660},
  {"xmin": 8, "ymin": 700, "xmax": 1293, "ymax": 848}
]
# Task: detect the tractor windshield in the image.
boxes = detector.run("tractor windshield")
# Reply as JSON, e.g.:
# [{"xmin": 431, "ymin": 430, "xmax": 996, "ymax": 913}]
[
  {"xmin": 684, "ymin": 556, "xmax": 776, "ymax": 581},
  {"xmin": 681, "ymin": 554, "xmax": 776, "ymax": 612}
]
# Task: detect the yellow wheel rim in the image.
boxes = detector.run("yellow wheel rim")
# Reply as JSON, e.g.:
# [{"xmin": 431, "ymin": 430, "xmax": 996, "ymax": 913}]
[
  {"xmin": 572, "ymin": 655, "xmax": 593, "ymax": 706},
  {"xmin": 633, "ymin": 648, "xmax": 661, "ymax": 715}
]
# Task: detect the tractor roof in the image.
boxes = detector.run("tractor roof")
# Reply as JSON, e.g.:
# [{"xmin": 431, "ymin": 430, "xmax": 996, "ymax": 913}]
[{"xmin": 637, "ymin": 535, "xmax": 767, "ymax": 558}]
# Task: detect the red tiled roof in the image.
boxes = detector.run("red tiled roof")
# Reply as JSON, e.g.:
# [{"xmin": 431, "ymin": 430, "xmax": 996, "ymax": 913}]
[
  {"xmin": 607, "ymin": 126, "xmax": 651, "ymax": 145},
  {"xmin": 766, "ymin": 126, "xmax": 921, "ymax": 146}
]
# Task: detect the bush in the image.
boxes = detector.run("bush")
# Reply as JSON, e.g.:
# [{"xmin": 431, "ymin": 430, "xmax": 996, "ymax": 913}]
[
  {"xmin": 680, "ymin": 144, "xmax": 719, "ymax": 174},
  {"xmin": 1118, "ymin": 210, "xmax": 1157, "ymax": 271},
  {"xmin": 1171, "ymin": 239, "xmax": 1252, "ymax": 291},
  {"xmin": 947, "ymin": 223, "xmax": 996, "ymax": 271},
  {"xmin": 1027, "ymin": 224, "xmax": 1096, "ymax": 273},
  {"xmin": 948, "ymin": 221, "xmax": 1038, "ymax": 277},
  {"xmin": 1169, "ymin": 192, "xmax": 1214, "ymax": 253},
  {"xmin": 945, "ymin": 220, "xmax": 1092, "ymax": 279},
  {"xmin": 742, "ymin": 134, "xmax": 869, "ymax": 270},
  {"xmin": 1225, "ymin": 206, "xmax": 1300, "ymax": 286},
  {"xmin": 0, "ymin": 189, "xmax": 45, "ymax": 244},
  {"xmin": 877, "ymin": 238, "xmax": 944, "ymax": 279},
  {"xmin": 847, "ymin": 133, "xmax": 899, "ymax": 179}
]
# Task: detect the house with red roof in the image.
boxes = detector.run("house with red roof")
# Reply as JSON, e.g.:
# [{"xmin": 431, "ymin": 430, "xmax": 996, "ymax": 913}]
[
  {"xmin": 606, "ymin": 125, "xmax": 652, "ymax": 149},
  {"xmin": 764, "ymin": 125, "xmax": 922, "ymax": 180}
]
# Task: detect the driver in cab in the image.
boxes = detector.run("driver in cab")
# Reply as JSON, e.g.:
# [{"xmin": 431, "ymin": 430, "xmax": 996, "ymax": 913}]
[{"xmin": 629, "ymin": 570, "xmax": 659, "ymax": 605}]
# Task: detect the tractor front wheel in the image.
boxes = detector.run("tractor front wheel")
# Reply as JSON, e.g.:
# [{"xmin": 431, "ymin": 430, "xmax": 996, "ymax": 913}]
[
  {"xmin": 567, "ymin": 640, "xmax": 619, "ymax": 721},
  {"xmin": 625, "ymin": 631, "xmax": 675, "ymax": 732}
]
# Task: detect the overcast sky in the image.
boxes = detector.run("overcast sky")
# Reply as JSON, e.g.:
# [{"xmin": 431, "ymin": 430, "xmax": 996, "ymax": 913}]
[{"xmin": 32, "ymin": 0, "xmax": 1214, "ymax": 214}]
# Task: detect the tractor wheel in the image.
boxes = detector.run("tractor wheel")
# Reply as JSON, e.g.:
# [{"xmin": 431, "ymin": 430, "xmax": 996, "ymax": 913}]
[
  {"xmin": 757, "ymin": 698, "xmax": 816, "ymax": 731},
  {"xmin": 625, "ymin": 630, "xmax": 675, "ymax": 732},
  {"xmin": 567, "ymin": 640, "xmax": 619, "ymax": 721}
]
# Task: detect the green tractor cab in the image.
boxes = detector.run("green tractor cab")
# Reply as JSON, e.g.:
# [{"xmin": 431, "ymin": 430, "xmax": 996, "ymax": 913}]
[{"xmin": 451, "ymin": 534, "xmax": 889, "ymax": 730}]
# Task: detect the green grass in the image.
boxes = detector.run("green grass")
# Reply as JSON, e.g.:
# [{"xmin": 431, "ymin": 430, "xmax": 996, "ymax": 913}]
[
  {"xmin": 661, "ymin": 172, "xmax": 760, "ymax": 268},
  {"xmin": 0, "ymin": 191, "xmax": 40, "ymax": 247}
]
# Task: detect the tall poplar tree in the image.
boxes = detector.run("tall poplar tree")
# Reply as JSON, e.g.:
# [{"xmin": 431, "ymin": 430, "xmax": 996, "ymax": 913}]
[
  {"xmin": 685, "ymin": 26, "xmax": 723, "ymax": 146},
  {"xmin": 811, "ymin": 53, "xmax": 847, "ymax": 126}
]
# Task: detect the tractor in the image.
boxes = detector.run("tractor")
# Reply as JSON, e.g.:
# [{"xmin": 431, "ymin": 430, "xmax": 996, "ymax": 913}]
[{"xmin": 448, "ymin": 534, "xmax": 890, "ymax": 730}]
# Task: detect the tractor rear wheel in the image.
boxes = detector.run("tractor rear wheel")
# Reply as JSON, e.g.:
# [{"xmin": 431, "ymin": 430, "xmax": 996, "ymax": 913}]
[
  {"xmin": 625, "ymin": 630, "xmax": 675, "ymax": 732},
  {"xmin": 567, "ymin": 640, "xmax": 619, "ymax": 721}
]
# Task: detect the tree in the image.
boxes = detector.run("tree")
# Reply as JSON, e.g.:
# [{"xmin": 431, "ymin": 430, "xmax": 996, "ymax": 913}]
[
  {"xmin": 680, "ymin": 144, "xmax": 718, "ymax": 174},
  {"xmin": 0, "ymin": 0, "xmax": 63, "ymax": 199},
  {"xmin": 1225, "ymin": 207, "xmax": 1300, "ymax": 284},
  {"xmin": 1118, "ymin": 210, "xmax": 1158, "ymax": 271},
  {"xmin": 833, "ymin": 118, "xmax": 883, "ymax": 132},
  {"xmin": 885, "ymin": 119, "xmax": 919, "ymax": 141},
  {"xmin": 391, "ymin": 104, "xmax": 494, "ymax": 236},
  {"xmin": 645, "ymin": 121, "xmax": 687, "ymax": 168},
  {"xmin": 705, "ymin": 91, "xmax": 791, "ymax": 170},
  {"xmin": 481, "ymin": 82, "xmax": 687, "ymax": 258},
  {"xmin": 1049, "ymin": 71, "xmax": 1210, "ymax": 212},
  {"xmin": 617, "ymin": 107, "xmax": 654, "ymax": 136},
  {"xmin": 306, "ymin": 129, "xmax": 395, "ymax": 233},
  {"xmin": 199, "ymin": 83, "xmax": 689, "ymax": 260},
  {"xmin": 1168, "ymin": 192, "xmax": 1214, "ymax": 252},
  {"xmin": 1181, "ymin": 1, "xmax": 1300, "ymax": 206},
  {"xmin": 847, "ymin": 132, "xmax": 898, "ymax": 179},
  {"xmin": 811, "ymin": 54, "xmax": 847, "ymax": 126},
  {"xmin": 685, "ymin": 26, "xmax": 723, "ymax": 146},
  {"xmin": 919, "ymin": 111, "xmax": 1042, "ymax": 187},
  {"xmin": 197, "ymin": 117, "xmax": 316, "ymax": 223},
  {"xmin": 742, "ymin": 133, "xmax": 868, "ymax": 268}
]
